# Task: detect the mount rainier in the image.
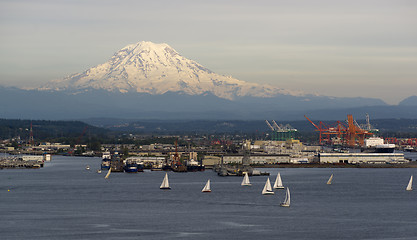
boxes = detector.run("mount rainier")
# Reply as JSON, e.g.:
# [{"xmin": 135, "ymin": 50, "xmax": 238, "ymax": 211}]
[
  {"xmin": 0, "ymin": 41, "xmax": 391, "ymax": 120},
  {"xmin": 40, "ymin": 41, "xmax": 299, "ymax": 100}
]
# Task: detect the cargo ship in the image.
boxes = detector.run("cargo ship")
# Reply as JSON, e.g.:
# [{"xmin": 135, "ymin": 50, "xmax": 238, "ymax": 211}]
[{"xmin": 362, "ymin": 137, "xmax": 395, "ymax": 153}]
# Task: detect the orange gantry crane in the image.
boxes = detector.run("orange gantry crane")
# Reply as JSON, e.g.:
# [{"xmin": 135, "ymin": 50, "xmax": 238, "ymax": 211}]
[
  {"xmin": 345, "ymin": 114, "xmax": 373, "ymax": 147},
  {"xmin": 304, "ymin": 114, "xmax": 373, "ymax": 147},
  {"xmin": 304, "ymin": 115, "xmax": 347, "ymax": 145}
]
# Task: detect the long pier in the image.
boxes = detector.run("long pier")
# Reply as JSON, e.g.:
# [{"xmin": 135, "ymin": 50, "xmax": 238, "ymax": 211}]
[{"xmin": 0, "ymin": 156, "xmax": 44, "ymax": 169}]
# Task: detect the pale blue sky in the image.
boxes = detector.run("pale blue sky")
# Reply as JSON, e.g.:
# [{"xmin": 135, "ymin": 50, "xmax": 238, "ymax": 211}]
[{"xmin": 0, "ymin": 0, "xmax": 416, "ymax": 104}]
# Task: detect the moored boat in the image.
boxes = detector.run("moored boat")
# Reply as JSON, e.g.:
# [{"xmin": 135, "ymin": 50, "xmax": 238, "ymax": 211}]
[
  {"xmin": 101, "ymin": 151, "xmax": 111, "ymax": 170},
  {"xmin": 124, "ymin": 160, "xmax": 138, "ymax": 173}
]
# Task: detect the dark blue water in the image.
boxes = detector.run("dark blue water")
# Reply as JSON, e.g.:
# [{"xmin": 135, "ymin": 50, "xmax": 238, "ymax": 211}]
[{"xmin": 1, "ymin": 156, "xmax": 417, "ymax": 239}]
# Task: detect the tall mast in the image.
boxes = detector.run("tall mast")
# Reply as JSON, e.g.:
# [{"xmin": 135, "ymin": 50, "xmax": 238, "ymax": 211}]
[{"xmin": 29, "ymin": 121, "xmax": 34, "ymax": 147}]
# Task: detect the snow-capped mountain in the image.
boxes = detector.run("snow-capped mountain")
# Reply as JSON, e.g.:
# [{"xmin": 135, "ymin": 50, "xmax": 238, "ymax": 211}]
[{"xmin": 40, "ymin": 41, "xmax": 300, "ymax": 100}]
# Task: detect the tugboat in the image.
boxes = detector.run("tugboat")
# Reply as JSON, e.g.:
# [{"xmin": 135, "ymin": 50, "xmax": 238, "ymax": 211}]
[
  {"xmin": 186, "ymin": 159, "xmax": 205, "ymax": 172},
  {"xmin": 123, "ymin": 160, "xmax": 138, "ymax": 173},
  {"xmin": 186, "ymin": 159, "xmax": 199, "ymax": 172}
]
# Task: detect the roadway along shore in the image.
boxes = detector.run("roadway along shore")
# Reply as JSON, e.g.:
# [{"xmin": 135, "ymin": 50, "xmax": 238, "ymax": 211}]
[{"xmin": 252, "ymin": 162, "xmax": 417, "ymax": 168}]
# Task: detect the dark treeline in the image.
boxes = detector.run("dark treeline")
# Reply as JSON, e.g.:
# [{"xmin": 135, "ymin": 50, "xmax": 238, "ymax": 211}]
[
  {"xmin": 1, "ymin": 118, "xmax": 416, "ymax": 147},
  {"xmin": 89, "ymin": 118, "xmax": 417, "ymax": 135},
  {"xmin": 0, "ymin": 119, "xmax": 110, "ymax": 144}
]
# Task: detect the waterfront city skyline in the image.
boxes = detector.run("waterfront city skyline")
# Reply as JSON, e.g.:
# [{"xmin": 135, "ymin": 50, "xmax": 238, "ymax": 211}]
[{"xmin": 1, "ymin": 0, "xmax": 416, "ymax": 104}]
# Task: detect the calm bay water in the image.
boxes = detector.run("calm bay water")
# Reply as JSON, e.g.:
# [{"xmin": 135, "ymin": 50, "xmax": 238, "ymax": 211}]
[{"xmin": 1, "ymin": 156, "xmax": 417, "ymax": 240}]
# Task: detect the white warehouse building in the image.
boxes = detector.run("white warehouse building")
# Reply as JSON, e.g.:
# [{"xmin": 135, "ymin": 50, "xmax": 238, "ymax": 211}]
[
  {"xmin": 319, "ymin": 153, "xmax": 408, "ymax": 164},
  {"xmin": 222, "ymin": 154, "xmax": 291, "ymax": 164}
]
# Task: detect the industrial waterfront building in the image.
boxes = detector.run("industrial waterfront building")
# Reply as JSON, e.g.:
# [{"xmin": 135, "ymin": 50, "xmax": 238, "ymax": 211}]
[{"xmin": 319, "ymin": 153, "xmax": 408, "ymax": 164}]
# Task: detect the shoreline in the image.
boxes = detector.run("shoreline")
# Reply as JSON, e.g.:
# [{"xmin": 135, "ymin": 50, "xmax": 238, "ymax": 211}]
[{"xmin": 252, "ymin": 162, "xmax": 417, "ymax": 168}]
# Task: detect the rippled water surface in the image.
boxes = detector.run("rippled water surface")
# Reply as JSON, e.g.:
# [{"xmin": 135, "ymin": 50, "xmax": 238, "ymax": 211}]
[{"xmin": 1, "ymin": 156, "xmax": 417, "ymax": 239}]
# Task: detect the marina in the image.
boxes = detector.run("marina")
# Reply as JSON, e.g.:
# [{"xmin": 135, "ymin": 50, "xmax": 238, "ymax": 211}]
[{"xmin": 1, "ymin": 155, "xmax": 417, "ymax": 239}]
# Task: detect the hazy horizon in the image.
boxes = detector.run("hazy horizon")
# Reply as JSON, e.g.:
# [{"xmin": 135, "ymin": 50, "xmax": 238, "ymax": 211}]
[{"xmin": 1, "ymin": 0, "xmax": 416, "ymax": 105}]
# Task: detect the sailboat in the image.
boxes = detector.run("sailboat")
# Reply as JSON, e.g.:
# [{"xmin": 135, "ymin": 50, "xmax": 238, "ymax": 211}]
[
  {"xmin": 327, "ymin": 174, "xmax": 333, "ymax": 185},
  {"xmin": 406, "ymin": 175, "xmax": 413, "ymax": 191},
  {"xmin": 241, "ymin": 172, "xmax": 251, "ymax": 186},
  {"xmin": 160, "ymin": 173, "xmax": 171, "ymax": 190},
  {"xmin": 262, "ymin": 178, "xmax": 274, "ymax": 195},
  {"xmin": 104, "ymin": 168, "xmax": 111, "ymax": 179},
  {"xmin": 273, "ymin": 172, "xmax": 284, "ymax": 189},
  {"xmin": 202, "ymin": 179, "xmax": 211, "ymax": 192},
  {"xmin": 280, "ymin": 187, "xmax": 291, "ymax": 207}
]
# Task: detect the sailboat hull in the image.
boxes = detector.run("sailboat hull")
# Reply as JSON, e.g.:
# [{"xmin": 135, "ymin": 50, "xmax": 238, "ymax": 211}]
[
  {"xmin": 202, "ymin": 190, "xmax": 211, "ymax": 193},
  {"xmin": 280, "ymin": 203, "xmax": 290, "ymax": 207},
  {"xmin": 274, "ymin": 186, "xmax": 285, "ymax": 189},
  {"xmin": 160, "ymin": 187, "xmax": 171, "ymax": 190},
  {"xmin": 262, "ymin": 191, "xmax": 274, "ymax": 195}
]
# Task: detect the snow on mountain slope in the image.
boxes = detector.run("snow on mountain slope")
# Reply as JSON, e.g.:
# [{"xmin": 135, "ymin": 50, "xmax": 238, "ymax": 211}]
[{"xmin": 40, "ymin": 41, "xmax": 300, "ymax": 100}]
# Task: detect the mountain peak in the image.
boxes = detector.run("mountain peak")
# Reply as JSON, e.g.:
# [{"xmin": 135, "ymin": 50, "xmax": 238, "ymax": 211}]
[
  {"xmin": 39, "ymin": 41, "xmax": 296, "ymax": 99},
  {"xmin": 399, "ymin": 95, "xmax": 417, "ymax": 106},
  {"xmin": 120, "ymin": 41, "xmax": 178, "ymax": 57}
]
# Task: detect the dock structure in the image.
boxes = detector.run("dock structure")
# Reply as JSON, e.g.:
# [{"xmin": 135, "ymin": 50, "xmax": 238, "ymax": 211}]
[{"xmin": 0, "ymin": 156, "xmax": 44, "ymax": 169}]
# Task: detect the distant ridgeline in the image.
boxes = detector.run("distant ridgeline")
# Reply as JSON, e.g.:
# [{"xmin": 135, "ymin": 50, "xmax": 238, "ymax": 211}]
[
  {"xmin": 82, "ymin": 118, "xmax": 417, "ymax": 135},
  {"xmin": 0, "ymin": 119, "xmax": 108, "ymax": 141},
  {"xmin": 1, "ymin": 118, "xmax": 416, "ymax": 141}
]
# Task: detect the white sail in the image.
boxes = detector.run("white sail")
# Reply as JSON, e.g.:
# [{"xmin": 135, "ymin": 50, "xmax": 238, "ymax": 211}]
[
  {"xmin": 273, "ymin": 172, "xmax": 284, "ymax": 189},
  {"xmin": 160, "ymin": 173, "xmax": 171, "ymax": 189},
  {"xmin": 280, "ymin": 187, "xmax": 291, "ymax": 207},
  {"xmin": 327, "ymin": 174, "xmax": 333, "ymax": 185},
  {"xmin": 262, "ymin": 178, "xmax": 274, "ymax": 195},
  {"xmin": 202, "ymin": 179, "xmax": 211, "ymax": 192},
  {"xmin": 406, "ymin": 175, "xmax": 413, "ymax": 191},
  {"xmin": 241, "ymin": 172, "xmax": 251, "ymax": 186},
  {"xmin": 104, "ymin": 168, "xmax": 111, "ymax": 179}
]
